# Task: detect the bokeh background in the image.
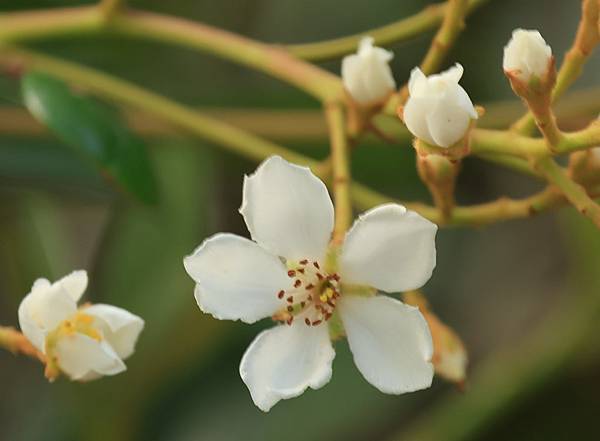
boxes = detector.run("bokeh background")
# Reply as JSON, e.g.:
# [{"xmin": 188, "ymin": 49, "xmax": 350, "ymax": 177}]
[{"xmin": 1, "ymin": 1, "xmax": 600, "ymax": 440}]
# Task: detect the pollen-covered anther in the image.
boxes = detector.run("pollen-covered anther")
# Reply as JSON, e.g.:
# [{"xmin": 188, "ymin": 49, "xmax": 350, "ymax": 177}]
[{"xmin": 274, "ymin": 258, "xmax": 342, "ymax": 327}]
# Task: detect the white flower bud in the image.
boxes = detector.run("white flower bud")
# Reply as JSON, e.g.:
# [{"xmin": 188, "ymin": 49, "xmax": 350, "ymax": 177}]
[
  {"xmin": 503, "ymin": 29, "xmax": 552, "ymax": 81},
  {"xmin": 18, "ymin": 270, "xmax": 144, "ymax": 381},
  {"xmin": 341, "ymin": 37, "xmax": 396, "ymax": 105},
  {"xmin": 403, "ymin": 63, "xmax": 478, "ymax": 148}
]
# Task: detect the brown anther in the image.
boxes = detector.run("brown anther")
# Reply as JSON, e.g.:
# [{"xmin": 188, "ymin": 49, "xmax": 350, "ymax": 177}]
[
  {"xmin": 325, "ymin": 313, "xmax": 332, "ymax": 321},
  {"xmin": 316, "ymin": 273, "xmax": 324, "ymax": 280},
  {"xmin": 286, "ymin": 296, "xmax": 294, "ymax": 303},
  {"xmin": 332, "ymin": 274, "xmax": 340, "ymax": 282},
  {"xmin": 287, "ymin": 306, "xmax": 294, "ymax": 312},
  {"xmin": 304, "ymin": 318, "xmax": 311, "ymax": 326},
  {"xmin": 312, "ymin": 320, "xmax": 322, "ymax": 326},
  {"xmin": 286, "ymin": 318, "xmax": 293, "ymax": 326},
  {"xmin": 298, "ymin": 268, "xmax": 305, "ymax": 274},
  {"xmin": 327, "ymin": 300, "xmax": 336, "ymax": 308},
  {"xmin": 313, "ymin": 261, "xmax": 320, "ymax": 269},
  {"xmin": 300, "ymin": 259, "xmax": 308, "ymax": 265},
  {"xmin": 294, "ymin": 279, "xmax": 302, "ymax": 288},
  {"xmin": 300, "ymin": 301, "xmax": 306, "ymax": 308},
  {"xmin": 287, "ymin": 270, "xmax": 296, "ymax": 277},
  {"xmin": 305, "ymin": 283, "xmax": 315, "ymax": 290},
  {"xmin": 277, "ymin": 290, "xmax": 285, "ymax": 299}
]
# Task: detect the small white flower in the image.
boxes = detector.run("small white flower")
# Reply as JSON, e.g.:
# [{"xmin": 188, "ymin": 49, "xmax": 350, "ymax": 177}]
[
  {"xmin": 184, "ymin": 156, "xmax": 437, "ymax": 412},
  {"xmin": 341, "ymin": 37, "xmax": 397, "ymax": 104},
  {"xmin": 403, "ymin": 63, "xmax": 478, "ymax": 148},
  {"xmin": 18, "ymin": 270, "xmax": 144, "ymax": 381},
  {"xmin": 503, "ymin": 29, "xmax": 552, "ymax": 81}
]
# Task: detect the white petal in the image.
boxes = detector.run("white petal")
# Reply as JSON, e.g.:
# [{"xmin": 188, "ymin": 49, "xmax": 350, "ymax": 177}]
[
  {"xmin": 342, "ymin": 54, "xmax": 372, "ymax": 104},
  {"xmin": 18, "ymin": 277, "xmax": 77, "ymax": 352},
  {"xmin": 403, "ymin": 95, "xmax": 438, "ymax": 146},
  {"xmin": 240, "ymin": 156, "xmax": 333, "ymax": 261},
  {"xmin": 426, "ymin": 90, "xmax": 473, "ymax": 147},
  {"xmin": 239, "ymin": 323, "xmax": 335, "ymax": 412},
  {"xmin": 407, "ymin": 67, "xmax": 427, "ymax": 95},
  {"xmin": 339, "ymin": 295, "xmax": 433, "ymax": 394},
  {"xmin": 83, "ymin": 304, "xmax": 144, "ymax": 360},
  {"xmin": 54, "ymin": 334, "xmax": 126, "ymax": 381},
  {"xmin": 440, "ymin": 63, "xmax": 464, "ymax": 83},
  {"xmin": 340, "ymin": 204, "xmax": 437, "ymax": 293},
  {"xmin": 184, "ymin": 233, "xmax": 292, "ymax": 323},
  {"xmin": 55, "ymin": 270, "xmax": 88, "ymax": 302},
  {"xmin": 342, "ymin": 37, "xmax": 395, "ymax": 104},
  {"xmin": 503, "ymin": 29, "xmax": 552, "ymax": 80}
]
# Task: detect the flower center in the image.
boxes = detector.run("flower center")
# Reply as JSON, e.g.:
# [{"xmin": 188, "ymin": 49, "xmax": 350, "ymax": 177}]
[
  {"xmin": 274, "ymin": 258, "xmax": 341, "ymax": 327},
  {"xmin": 43, "ymin": 311, "xmax": 103, "ymax": 381},
  {"xmin": 47, "ymin": 311, "xmax": 103, "ymax": 346}
]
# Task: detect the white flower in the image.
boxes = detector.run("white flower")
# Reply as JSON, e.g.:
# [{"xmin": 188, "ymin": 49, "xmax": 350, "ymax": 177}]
[
  {"xmin": 18, "ymin": 270, "xmax": 144, "ymax": 381},
  {"xmin": 503, "ymin": 29, "xmax": 552, "ymax": 81},
  {"xmin": 183, "ymin": 156, "xmax": 437, "ymax": 412},
  {"xmin": 341, "ymin": 37, "xmax": 397, "ymax": 104},
  {"xmin": 403, "ymin": 63, "xmax": 478, "ymax": 148}
]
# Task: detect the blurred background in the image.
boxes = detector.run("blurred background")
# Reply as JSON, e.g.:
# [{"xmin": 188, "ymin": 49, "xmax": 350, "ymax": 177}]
[{"xmin": 1, "ymin": 1, "xmax": 600, "ymax": 440}]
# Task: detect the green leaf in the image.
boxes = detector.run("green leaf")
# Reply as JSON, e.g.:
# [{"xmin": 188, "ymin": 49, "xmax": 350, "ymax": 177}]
[{"xmin": 21, "ymin": 71, "xmax": 158, "ymax": 204}]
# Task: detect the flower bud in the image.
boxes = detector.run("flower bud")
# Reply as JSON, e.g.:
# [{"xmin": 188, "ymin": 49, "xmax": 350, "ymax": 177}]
[
  {"xmin": 342, "ymin": 37, "xmax": 396, "ymax": 105},
  {"xmin": 403, "ymin": 63, "xmax": 478, "ymax": 148},
  {"xmin": 18, "ymin": 270, "xmax": 144, "ymax": 381},
  {"xmin": 503, "ymin": 29, "xmax": 552, "ymax": 82},
  {"xmin": 403, "ymin": 291, "xmax": 467, "ymax": 385}
]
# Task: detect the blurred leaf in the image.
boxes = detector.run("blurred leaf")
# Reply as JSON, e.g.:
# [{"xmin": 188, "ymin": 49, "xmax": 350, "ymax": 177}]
[
  {"xmin": 0, "ymin": 140, "xmax": 108, "ymax": 194},
  {"xmin": 21, "ymin": 72, "xmax": 158, "ymax": 204}
]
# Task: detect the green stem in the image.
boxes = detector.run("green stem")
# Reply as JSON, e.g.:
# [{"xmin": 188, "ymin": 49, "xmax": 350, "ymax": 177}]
[
  {"xmin": 109, "ymin": 10, "xmax": 343, "ymax": 102},
  {"xmin": 0, "ymin": 7, "xmax": 343, "ymax": 102},
  {"xmin": 326, "ymin": 103, "xmax": 353, "ymax": 245},
  {"xmin": 419, "ymin": 0, "xmax": 469, "ymax": 75},
  {"xmin": 287, "ymin": 0, "xmax": 489, "ymax": 62},
  {"xmin": 470, "ymin": 128, "xmax": 547, "ymax": 158},
  {"xmin": 557, "ymin": 119, "xmax": 600, "ymax": 154},
  {"xmin": 536, "ymin": 156, "xmax": 600, "ymax": 227},
  {"xmin": 0, "ymin": 6, "xmax": 104, "ymax": 41},
  {"xmin": 99, "ymin": 0, "xmax": 125, "ymax": 20}
]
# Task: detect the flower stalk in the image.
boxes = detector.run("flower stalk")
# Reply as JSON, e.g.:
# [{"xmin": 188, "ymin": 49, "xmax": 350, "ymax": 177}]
[
  {"xmin": 326, "ymin": 103, "xmax": 353, "ymax": 245},
  {"xmin": 415, "ymin": 151, "xmax": 460, "ymax": 223},
  {"xmin": 0, "ymin": 326, "xmax": 45, "ymax": 362}
]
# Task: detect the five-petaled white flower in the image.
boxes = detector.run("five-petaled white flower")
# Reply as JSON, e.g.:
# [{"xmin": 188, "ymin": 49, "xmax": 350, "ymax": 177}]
[
  {"xmin": 503, "ymin": 29, "xmax": 552, "ymax": 82},
  {"xmin": 183, "ymin": 156, "xmax": 438, "ymax": 412},
  {"xmin": 403, "ymin": 63, "xmax": 478, "ymax": 148},
  {"xmin": 18, "ymin": 270, "xmax": 144, "ymax": 381},
  {"xmin": 342, "ymin": 37, "xmax": 397, "ymax": 105}
]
